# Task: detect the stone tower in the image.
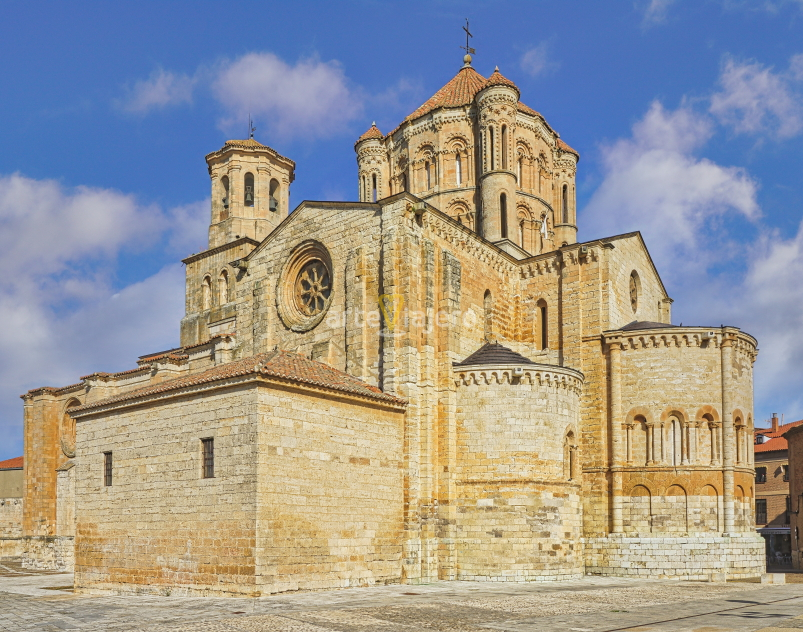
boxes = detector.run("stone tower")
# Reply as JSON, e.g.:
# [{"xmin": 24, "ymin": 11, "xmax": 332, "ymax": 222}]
[
  {"xmin": 206, "ymin": 139, "xmax": 295, "ymax": 249},
  {"xmin": 355, "ymin": 123, "xmax": 389, "ymax": 203}
]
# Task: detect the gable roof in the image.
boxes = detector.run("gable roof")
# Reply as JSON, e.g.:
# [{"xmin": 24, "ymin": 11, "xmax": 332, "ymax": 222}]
[
  {"xmin": 71, "ymin": 350, "xmax": 406, "ymax": 416},
  {"xmin": 756, "ymin": 419, "xmax": 803, "ymax": 453},
  {"xmin": 0, "ymin": 456, "xmax": 22, "ymax": 470},
  {"xmin": 454, "ymin": 342, "xmax": 537, "ymax": 367}
]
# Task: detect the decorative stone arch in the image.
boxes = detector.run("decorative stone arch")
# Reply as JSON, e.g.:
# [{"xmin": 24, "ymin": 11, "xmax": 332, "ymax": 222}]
[
  {"xmin": 218, "ymin": 268, "xmax": 231, "ymax": 305},
  {"xmin": 201, "ymin": 275, "xmax": 212, "ymax": 310},
  {"xmin": 61, "ymin": 398, "xmax": 81, "ymax": 458},
  {"xmin": 624, "ymin": 483, "xmax": 652, "ymax": 534},
  {"xmin": 516, "ymin": 204, "xmax": 534, "ymax": 250},
  {"xmin": 446, "ymin": 134, "xmax": 469, "ymax": 153},
  {"xmin": 691, "ymin": 483, "xmax": 720, "ymax": 533},
  {"xmin": 695, "ymin": 405, "xmax": 720, "ymax": 424}
]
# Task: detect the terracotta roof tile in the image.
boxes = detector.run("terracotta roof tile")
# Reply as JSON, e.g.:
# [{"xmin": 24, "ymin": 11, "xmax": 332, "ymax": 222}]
[
  {"xmin": 406, "ymin": 66, "xmax": 488, "ymax": 122},
  {"xmin": 517, "ymin": 102, "xmax": 540, "ymax": 117},
  {"xmin": 71, "ymin": 350, "xmax": 406, "ymax": 414},
  {"xmin": 483, "ymin": 67, "xmax": 519, "ymax": 93},
  {"xmin": 755, "ymin": 419, "xmax": 803, "ymax": 452},
  {"xmin": 0, "ymin": 456, "xmax": 23, "ymax": 469},
  {"xmin": 557, "ymin": 138, "xmax": 580, "ymax": 158},
  {"xmin": 355, "ymin": 123, "xmax": 383, "ymax": 146}
]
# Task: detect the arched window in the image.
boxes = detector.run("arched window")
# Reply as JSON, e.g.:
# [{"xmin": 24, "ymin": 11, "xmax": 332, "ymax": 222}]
[
  {"xmin": 517, "ymin": 156, "xmax": 523, "ymax": 187},
  {"xmin": 455, "ymin": 152, "xmax": 462, "ymax": 186},
  {"xmin": 488, "ymin": 127, "xmax": 495, "ymax": 170},
  {"xmin": 565, "ymin": 431, "xmax": 576, "ymax": 480},
  {"xmin": 244, "ymin": 172, "xmax": 254, "ymax": 207},
  {"xmin": 219, "ymin": 269, "xmax": 229, "ymax": 304},
  {"xmin": 537, "ymin": 299, "xmax": 548, "ymax": 350},
  {"xmin": 501, "ymin": 125, "xmax": 508, "ymax": 170},
  {"xmin": 221, "ymin": 176, "xmax": 230, "ymax": 213},
  {"xmin": 202, "ymin": 276, "xmax": 212, "ymax": 310},
  {"xmin": 500, "ymin": 193, "xmax": 508, "ymax": 239},
  {"xmin": 372, "ymin": 174, "xmax": 377, "ymax": 202},
  {"xmin": 519, "ymin": 220, "xmax": 525, "ymax": 248},
  {"xmin": 483, "ymin": 290, "xmax": 493, "ymax": 339},
  {"xmin": 425, "ymin": 161, "xmax": 431, "ymax": 190},
  {"xmin": 269, "ymin": 179, "xmax": 280, "ymax": 213},
  {"xmin": 562, "ymin": 184, "xmax": 569, "ymax": 223}
]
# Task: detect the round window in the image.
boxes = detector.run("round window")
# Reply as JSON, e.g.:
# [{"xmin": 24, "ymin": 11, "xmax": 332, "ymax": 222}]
[{"xmin": 277, "ymin": 241, "xmax": 334, "ymax": 332}]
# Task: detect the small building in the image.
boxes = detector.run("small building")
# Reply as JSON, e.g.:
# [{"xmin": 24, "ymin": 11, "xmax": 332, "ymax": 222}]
[
  {"xmin": 0, "ymin": 456, "xmax": 23, "ymax": 557},
  {"xmin": 783, "ymin": 424, "xmax": 803, "ymax": 569},
  {"xmin": 754, "ymin": 414, "xmax": 803, "ymax": 567}
]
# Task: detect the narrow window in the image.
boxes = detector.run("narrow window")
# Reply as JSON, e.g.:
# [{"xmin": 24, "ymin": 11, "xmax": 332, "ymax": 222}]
[
  {"xmin": 517, "ymin": 157, "xmax": 523, "ymax": 187},
  {"xmin": 202, "ymin": 276, "xmax": 212, "ymax": 310},
  {"xmin": 103, "ymin": 451, "xmax": 112, "ymax": 487},
  {"xmin": 244, "ymin": 172, "xmax": 255, "ymax": 207},
  {"xmin": 425, "ymin": 161, "xmax": 431, "ymax": 190},
  {"xmin": 221, "ymin": 176, "xmax": 230, "ymax": 209},
  {"xmin": 455, "ymin": 152, "xmax": 462, "ymax": 186},
  {"xmin": 500, "ymin": 193, "xmax": 507, "ymax": 239},
  {"xmin": 562, "ymin": 184, "xmax": 569, "ymax": 223},
  {"xmin": 519, "ymin": 220, "xmax": 525, "ymax": 248},
  {"xmin": 538, "ymin": 299, "xmax": 548, "ymax": 350},
  {"xmin": 372, "ymin": 174, "xmax": 377, "ymax": 202},
  {"xmin": 501, "ymin": 125, "xmax": 508, "ymax": 170},
  {"xmin": 755, "ymin": 466, "xmax": 767, "ymax": 483},
  {"xmin": 219, "ymin": 270, "xmax": 229, "ymax": 304},
  {"xmin": 488, "ymin": 127, "xmax": 495, "ymax": 170},
  {"xmin": 784, "ymin": 465, "xmax": 790, "ymax": 482},
  {"xmin": 202, "ymin": 438, "xmax": 214, "ymax": 478},
  {"xmin": 756, "ymin": 498, "xmax": 767, "ymax": 524},
  {"xmin": 483, "ymin": 290, "xmax": 493, "ymax": 339},
  {"xmin": 269, "ymin": 179, "xmax": 280, "ymax": 212}
]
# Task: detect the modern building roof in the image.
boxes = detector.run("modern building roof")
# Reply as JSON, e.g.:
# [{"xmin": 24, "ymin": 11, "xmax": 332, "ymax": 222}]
[
  {"xmin": 71, "ymin": 350, "xmax": 406, "ymax": 415},
  {"xmin": 454, "ymin": 342, "xmax": 537, "ymax": 367},
  {"xmin": 0, "ymin": 456, "xmax": 23, "ymax": 470},
  {"xmin": 756, "ymin": 419, "xmax": 803, "ymax": 453}
]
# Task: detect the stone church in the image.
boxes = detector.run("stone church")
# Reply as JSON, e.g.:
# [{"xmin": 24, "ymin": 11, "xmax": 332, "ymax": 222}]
[{"xmin": 20, "ymin": 55, "xmax": 765, "ymax": 596}]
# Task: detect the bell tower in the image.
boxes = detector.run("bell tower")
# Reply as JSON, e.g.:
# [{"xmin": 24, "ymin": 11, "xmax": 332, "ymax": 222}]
[{"xmin": 205, "ymin": 139, "xmax": 295, "ymax": 248}]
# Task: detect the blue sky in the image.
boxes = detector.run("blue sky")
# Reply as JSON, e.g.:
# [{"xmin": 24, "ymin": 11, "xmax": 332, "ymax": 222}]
[{"xmin": 1, "ymin": 0, "xmax": 803, "ymax": 459}]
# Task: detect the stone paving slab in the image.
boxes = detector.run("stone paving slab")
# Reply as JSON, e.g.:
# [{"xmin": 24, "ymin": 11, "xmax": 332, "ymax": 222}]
[{"xmin": 0, "ymin": 570, "xmax": 802, "ymax": 632}]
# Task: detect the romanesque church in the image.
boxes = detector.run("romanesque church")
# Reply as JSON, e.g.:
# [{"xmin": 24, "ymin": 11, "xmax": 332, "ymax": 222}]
[{"xmin": 20, "ymin": 54, "xmax": 765, "ymax": 595}]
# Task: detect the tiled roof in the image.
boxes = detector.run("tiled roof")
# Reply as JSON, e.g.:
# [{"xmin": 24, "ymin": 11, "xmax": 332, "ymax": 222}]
[
  {"xmin": 205, "ymin": 139, "xmax": 295, "ymax": 167},
  {"xmin": 756, "ymin": 419, "xmax": 803, "ymax": 452},
  {"xmin": 557, "ymin": 138, "xmax": 580, "ymax": 158},
  {"xmin": 619, "ymin": 320, "xmax": 677, "ymax": 331},
  {"xmin": 483, "ymin": 67, "xmax": 519, "ymax": 93},
  {"xmin": 355, "ymin": 123, "xmax": 383, "ymax": 146},
  {"xmin": 406, "ymin": 66, "xmax": 488, "ymax": 122},
  {"xmin": 517, "ymin": 102, "xmax": 541, "ymax": 117},
  {"xmin": 71, "ymin": 350, "xmax": 406, "ymax": 415},
  {"xmin": 454, "ymin": 342, "xmax": 537, "ymax": 367},
  {"xmin": 0, "ymin": 456, "xmax": 23, "ymax": 470}
]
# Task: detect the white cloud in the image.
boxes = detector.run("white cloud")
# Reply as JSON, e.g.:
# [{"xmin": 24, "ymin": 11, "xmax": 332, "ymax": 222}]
[
  {"xmin": 582, "ymin": 101, "xmax": 759, "ymax": 275},
  {"xmin": 0, "ymin": 174, "xmax": 207, "ymax": 460},
  {"xmin": 709, "ymin": 55, "xmax": 803, "ymax": 139},
  {"xmin": 212, "ymin": 52, "xmax": 363, "ymax": 139},
  {"xmin": 639, "ymin": 0, "xmax": 676, "ymax": 26},
  {"xmin": 119, "ymin": 69, "xmax": 196, "ymax": 114},
  {"xmin": 520, "ymin": 42, "xmax": 557, "ymax": 78}
]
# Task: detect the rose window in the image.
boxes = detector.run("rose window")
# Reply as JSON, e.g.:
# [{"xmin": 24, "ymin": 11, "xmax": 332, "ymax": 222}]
[{"xmin": 295, "ymin": 260, "xmax": 332, "ymax": 316}]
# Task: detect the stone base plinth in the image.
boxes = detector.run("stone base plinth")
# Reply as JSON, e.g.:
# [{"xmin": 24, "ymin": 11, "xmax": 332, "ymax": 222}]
[
  {"xmin": 21, "ymin": 536, "xmax": 74, "ymax": 572},
  {"xmin": 585, "ymin": 533, "xmax": 765, "ymax": 580}
]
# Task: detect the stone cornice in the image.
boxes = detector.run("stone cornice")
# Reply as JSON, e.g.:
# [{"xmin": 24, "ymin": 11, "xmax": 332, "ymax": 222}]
[{"xmin": 454, "ymin": 363, "xmax": 583, "ymax": 393}]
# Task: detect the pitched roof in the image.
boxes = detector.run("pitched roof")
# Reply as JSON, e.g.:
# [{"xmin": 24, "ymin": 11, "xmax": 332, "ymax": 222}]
[
  {"xmin": 405, "ymin": 65, "xmax": 488, "ymax": 122},
  {"xmin": 0, "ymin": 456, "xmax": 23, "ymax": 470},
  {"xmin": 454, "ymin": 342, "xmax": 537, "ymax": 367},
  {"xmin": 484, "ymin": 67, "xmax": 519, "ymax": 93},
  {"xmin": 557, "ymin": 138, "xmax": 580, "ymax": 158},
  {"xmin": 355, "ymin": 123, "xmax": 383, "ymax": 146},
  {"xmin": 71, "ymin": 350, "xmax": 406, "ymax": 415},
  {"xmin": 756, "ymin": 419, "xmax": 803, "ymax": 453},
  {"xmin": 619, "ymin": 320, "xmax": 677, "ymax": 331}
]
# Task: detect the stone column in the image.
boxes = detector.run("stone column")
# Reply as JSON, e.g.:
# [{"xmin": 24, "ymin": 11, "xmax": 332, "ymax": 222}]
[
  {"xmin": 689, "ymin": 423, "xmax": 697, "ymax": 464},
  {"xmin": 681, "ymin": 422, "xmax": 689, "ymax": 465},
  {"xmin": 625, "ymin": 423, "xmax": 634, "ymax": 464},
  {"xmin": 721, "ymin": 330, "xmax": 736, "ymax": 534},
  {"xmin": 646, "ymin": 424, "xmax": 655, "ymax": 465},
  {"xmin": 609, "ymin": 338, "xmax": 624, "ymax": 533}
]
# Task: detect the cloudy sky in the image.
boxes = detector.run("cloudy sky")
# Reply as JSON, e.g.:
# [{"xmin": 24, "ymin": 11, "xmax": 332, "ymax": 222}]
[{"xmin": 1, "ymin": 1, "xmax": 802, "ymax": 459}]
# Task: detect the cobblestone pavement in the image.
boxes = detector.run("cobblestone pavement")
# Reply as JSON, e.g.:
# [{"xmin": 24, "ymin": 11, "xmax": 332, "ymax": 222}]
[{"xmin": 2, "ymin": 561, "xmax": 803, "ymax": 632}]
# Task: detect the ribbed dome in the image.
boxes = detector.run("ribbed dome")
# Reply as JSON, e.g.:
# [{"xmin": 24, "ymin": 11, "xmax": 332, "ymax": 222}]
[
  {"xmin": 483, "ymin": 67, "xmax": 519, "ymax": 94},
  {"xmin": 405, "ymin": 65, "xmax": 488, "ymax": 122}
]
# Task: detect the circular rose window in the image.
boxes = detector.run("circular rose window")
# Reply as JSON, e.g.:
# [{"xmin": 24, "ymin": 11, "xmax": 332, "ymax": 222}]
[{"xmin": 277, "ymin": 241, "xmax": 334, "ymax": 332}]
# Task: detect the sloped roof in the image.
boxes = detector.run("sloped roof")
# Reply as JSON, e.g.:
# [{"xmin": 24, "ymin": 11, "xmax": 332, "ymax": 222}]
[
  {"xmin": 557, "ymin": 138, "xmax": 580, "ymax": 158},
  {"xmin": 756, "ymin": 419, "xmax": 803, "ymax": 453},
  {"xmin": 454, "ymin": 342, "xmax": 537, "ymax": 367},
  {"xmin": 71, "ymin": 350, "xmax": 406, "ymax": 414},
  {"xmin": 355, "ymin": 123, "xmax": 383, "ymax": 145},
  {"xmin": 0, "ymin": 456, "xmax": 23, "ymax": 470},
  {"xmin": 405, "ymin": 65, "xmax": 488, "ymax": 122},
  {"xmin": 619, "ymin": 320, "xmax": 677, "ymax": 331},
  {"xmin": 484, "ymin": 67, "xmax": 519, "ymax": 93}
]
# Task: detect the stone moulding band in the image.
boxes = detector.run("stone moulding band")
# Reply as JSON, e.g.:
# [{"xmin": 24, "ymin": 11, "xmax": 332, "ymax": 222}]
[{"xmin": 454, "ymin": 363, "xmax": 583, "ymax": 392}]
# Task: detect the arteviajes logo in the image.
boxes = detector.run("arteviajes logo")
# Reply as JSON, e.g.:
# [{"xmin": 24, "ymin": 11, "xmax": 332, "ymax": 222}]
[{"xmin": 378, "ymin": 294, "xmax": 404, "ymax": 331}]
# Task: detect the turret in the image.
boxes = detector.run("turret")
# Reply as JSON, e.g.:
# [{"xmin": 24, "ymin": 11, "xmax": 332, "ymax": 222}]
[
  {"xmin": 355, "ymin": 123, "xmax": 389, "ymax": 202},
  {"xmin": 476, "ymin": 68, "xmax": 520, "ymax": 243},
  {"xmin": 205, "ymin": 139, "xmax": 295, "ymax": 248}
]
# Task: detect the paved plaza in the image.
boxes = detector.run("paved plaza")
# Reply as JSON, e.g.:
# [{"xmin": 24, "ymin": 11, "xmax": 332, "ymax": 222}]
[{"xmin": 2, "ymin": 560, "xmax": 803, "ymax": 632}]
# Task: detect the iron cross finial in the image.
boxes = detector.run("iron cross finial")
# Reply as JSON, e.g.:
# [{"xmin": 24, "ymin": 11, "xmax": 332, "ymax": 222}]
[
  {"xmin": 249, "ymin": 114, "xmax": 256, "ymax": 140},
  {"xmin": 461, "ymin": 18, "xmax": 475, "ymax": 57}
]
